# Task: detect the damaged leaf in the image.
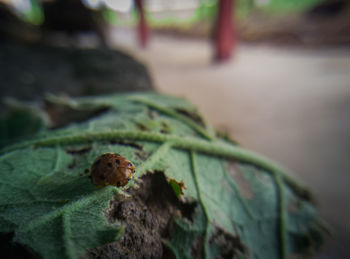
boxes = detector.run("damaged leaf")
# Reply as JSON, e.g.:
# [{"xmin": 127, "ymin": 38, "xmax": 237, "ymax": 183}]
[
  {"xmin": 168, "ymin": 178, "xmax": 187, "ymax": 198},
  {"xmin": 0, "ymin": 93, "xmax": 328, "ymax": 259}
]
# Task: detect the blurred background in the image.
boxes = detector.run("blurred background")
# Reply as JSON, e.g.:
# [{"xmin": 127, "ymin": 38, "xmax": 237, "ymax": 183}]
[{"xmin": 0, "ymin": 0, "xmax": 349, "ymax": 258}]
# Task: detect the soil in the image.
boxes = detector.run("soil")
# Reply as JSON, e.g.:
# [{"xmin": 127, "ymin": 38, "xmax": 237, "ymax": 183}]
[{"xmin": 84, "ymin": 171, "xmax": 197, "ymax": 259}]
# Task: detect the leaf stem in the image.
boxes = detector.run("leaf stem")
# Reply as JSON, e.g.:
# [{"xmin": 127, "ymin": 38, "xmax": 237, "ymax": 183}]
[{"xmin": 0, "ymin": 130, "xmax": 309, "ymax": 199}]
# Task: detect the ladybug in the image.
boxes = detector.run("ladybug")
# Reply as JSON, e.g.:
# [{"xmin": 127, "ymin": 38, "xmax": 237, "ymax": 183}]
[{"xmin": 91, "ymin": 153, "xmax": 136, "ymax": 187}]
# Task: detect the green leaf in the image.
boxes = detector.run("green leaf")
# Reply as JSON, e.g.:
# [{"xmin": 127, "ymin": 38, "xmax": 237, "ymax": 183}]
[
  {"xmin": 0, "ymin": 93, "xmax": 327, "ymax": 258},
  {"xmin": 0, "ymin": 99, "xmax": 48, "ymax": 148}
]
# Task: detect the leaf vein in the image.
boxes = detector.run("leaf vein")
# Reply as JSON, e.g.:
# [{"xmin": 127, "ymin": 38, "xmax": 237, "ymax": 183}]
[
  {"xmin": 63, "ymin": 212, "xmax": 76, "ymax": 259},
  {"xmin": 190, "ymin": 151, "xmax": 210, "ymax": 259},
  {"xmin": 0, "ymin": 130, "xmax": 308, "ymax": 198}
]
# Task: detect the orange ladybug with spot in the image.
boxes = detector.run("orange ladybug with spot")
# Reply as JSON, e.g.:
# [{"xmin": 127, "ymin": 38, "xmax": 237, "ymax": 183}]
[{"xmin": 91, "ymin": 153, "xmax": 136, "ymax": 187}]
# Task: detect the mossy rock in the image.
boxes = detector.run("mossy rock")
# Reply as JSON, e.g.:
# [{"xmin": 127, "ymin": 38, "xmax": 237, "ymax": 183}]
[{"xmin": 0, "ymin": 42, "xmax": 153, "ymax": 103}]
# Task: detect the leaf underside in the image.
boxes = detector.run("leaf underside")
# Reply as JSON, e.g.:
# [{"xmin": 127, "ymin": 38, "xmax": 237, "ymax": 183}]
[{"xmin": 0, "ymin": 93, "xmax": 326, "ymax": 259}]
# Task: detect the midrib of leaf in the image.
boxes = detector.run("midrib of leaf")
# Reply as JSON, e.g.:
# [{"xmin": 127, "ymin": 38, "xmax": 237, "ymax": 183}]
[
  {"xmin": 190, "ymin": 151, "xmax": 210, "ymax": 259},
  {"xmin": 0, "ymin": 130, "xmax": 308, "ymax": 199}
]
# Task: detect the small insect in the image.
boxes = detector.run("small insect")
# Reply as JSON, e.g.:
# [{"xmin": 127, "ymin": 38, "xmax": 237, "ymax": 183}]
[{"xmin": 91, "ymin": 153, "xmax": 136, "ymax": 187}]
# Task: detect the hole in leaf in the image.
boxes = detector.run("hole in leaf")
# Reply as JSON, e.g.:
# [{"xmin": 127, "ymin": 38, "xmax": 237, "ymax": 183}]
[{"xmin": 135, "ymin": 122, "xmax": 150, "ymax": 131}]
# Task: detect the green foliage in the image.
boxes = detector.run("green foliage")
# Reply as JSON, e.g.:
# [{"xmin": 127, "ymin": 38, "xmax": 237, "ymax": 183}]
[
  {"xmin": 261, "ymin": 0, "xmax": 324, "ymax": 14},
  {"xmin": 0, "ymin": 100, "xmax": 47, "ymax": 148},
  {"xmin": 0, "ymin": 93, "xmax": 327, "ymax": 258},
  {"xmin": 102, "ymin": 8, "xmax": 118, "ymax": 25},
  {"xmin": 14, "ymin": 0, "xmax": 44, "ymax": 26}
]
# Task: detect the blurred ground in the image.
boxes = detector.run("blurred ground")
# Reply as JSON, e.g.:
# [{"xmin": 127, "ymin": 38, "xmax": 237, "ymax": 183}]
[{"xmin": 110, "ymin": 28, "xmax": 350, "ymax": 258}]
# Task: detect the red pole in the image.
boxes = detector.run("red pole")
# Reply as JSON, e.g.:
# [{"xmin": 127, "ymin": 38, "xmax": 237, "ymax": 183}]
[
  {"xmin": 135, "ymin": 0, "xmax": 149, "ymax": 48},
  {"xmin": 214, "ymin": 0, "xmax": 235, "ymax": 62}
]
